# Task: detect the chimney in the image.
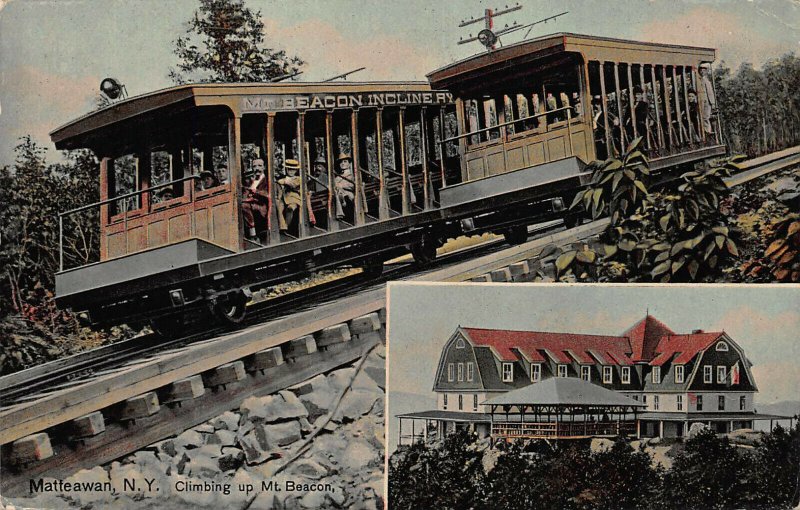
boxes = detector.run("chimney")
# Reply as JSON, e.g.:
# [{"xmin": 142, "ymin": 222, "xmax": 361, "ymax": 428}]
[{"xmin": 692, "ymin": 329, "xmax": 704, "ymax": 334}]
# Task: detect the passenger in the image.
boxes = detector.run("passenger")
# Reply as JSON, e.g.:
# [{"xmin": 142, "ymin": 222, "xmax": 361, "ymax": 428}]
[
  {"xmin": 698, "ymin": 64, "xmax": 717, "ymax": 136},
  {"xmin": 242, "ymin": 158, "xmax": 269, "ymax": 242},
  {"xmin": 591, "ymin": 96, "xmax": 609, "ymax": 160},
  {"xmin": 200, "ymin": 170, "xmax": 220, "ymax": 190},
  {"xmin": 631, "ymin": 85, "xmax": 651, "ymax": 142},
  {"xmin": 687, "ymin": 88, "xmax": 701, "ymax": 142},
  {"xmin": 157, "ymin": 187, "xmax": 175, "ymax": 202},
  {"xmin": 277, "ymin": 159, "xmax": 302, "ymax": 232},
  {"xmin": 215, "ymin": 164, "xmax": 229, "ymax": 184},
  {"xmin": 571, "ymin": 92, "xmax": 582, "ymax": 119},
  {"xmin": 545, "ymin": 92, "xmax": 559, "ymax": 123},
  {"xmin": 334, "ymin": 153, "xmax": 356, "ymax": 220},
  {"xmin": 311, "ymin": 156, "xmax": 329, "ymax": 192}
]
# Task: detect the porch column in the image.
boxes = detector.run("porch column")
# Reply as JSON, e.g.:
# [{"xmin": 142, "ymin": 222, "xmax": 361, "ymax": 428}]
[
  {"xmin": 658, "ymin": 420, "xmax": 664, "ymax": 438},
  {"xmin": 636, "ymin": 419, "xmax": 641, "ymax": 439}
]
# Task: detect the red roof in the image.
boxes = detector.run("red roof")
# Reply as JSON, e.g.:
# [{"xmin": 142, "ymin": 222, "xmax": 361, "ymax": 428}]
[
  {"xmin": 655, "ymin": 333, "xmax": 724, "ymax": 365},
  {"xmin": 462, "ymin": 328, "xmax": 632, "ymax": 365},
  {"xmin": 623, "ymin": 315, "xmax": 676, "ymax": 362}
]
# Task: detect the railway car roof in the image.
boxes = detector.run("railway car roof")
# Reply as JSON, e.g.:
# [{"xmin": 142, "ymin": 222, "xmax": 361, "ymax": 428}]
[
  {"xmin": 427, "ymin": 32, "xmax": 716, "ymax": 90},
  {"xmin": 50, "ymin": 81, "xmax": 435, "ymax": 151}
]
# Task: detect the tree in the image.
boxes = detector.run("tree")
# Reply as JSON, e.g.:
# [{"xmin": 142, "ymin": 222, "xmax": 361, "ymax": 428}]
[{"xmin": 169, "ymin": 0, "xmax": 303, "ymax": 84}]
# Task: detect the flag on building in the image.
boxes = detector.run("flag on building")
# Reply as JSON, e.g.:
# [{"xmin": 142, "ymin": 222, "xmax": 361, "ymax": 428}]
[
  {"xmin": 688, "ymin": 392, "xmax": 697, "ymax": 404},
  {"xmin": 731, "ymin": 361, "xmax": 740, "ymax": 385}
]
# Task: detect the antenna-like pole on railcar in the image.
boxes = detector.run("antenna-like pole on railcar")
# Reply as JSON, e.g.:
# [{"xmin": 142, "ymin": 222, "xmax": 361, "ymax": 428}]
[
  {"xmin": 323, "ymin": 67, "xmax": 366, "ymax": 82},
  {"xmin": 270, "ymin": 71, "xmax": 303, "ymax": 83}
]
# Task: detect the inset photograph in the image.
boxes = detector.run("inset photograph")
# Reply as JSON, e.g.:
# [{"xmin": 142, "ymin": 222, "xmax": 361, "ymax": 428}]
[{"xmin": 387, "ymin": 283, "xmax": 799, "ymax": 509}]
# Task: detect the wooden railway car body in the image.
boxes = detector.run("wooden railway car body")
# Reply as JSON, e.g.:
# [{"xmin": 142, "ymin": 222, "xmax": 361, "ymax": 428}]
[{"xmin": 51, "ymin": 34, "xmax": 725, "ymax": 328}]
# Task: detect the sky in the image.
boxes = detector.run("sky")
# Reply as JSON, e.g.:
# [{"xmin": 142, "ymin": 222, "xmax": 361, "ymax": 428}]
[
  {"xmin": 387, "ymin": 283, "xmax": 800, "ymax": 403},
  {"xmin": 1, "ymin": 0, "xmax": 799, "ymax": 165}
]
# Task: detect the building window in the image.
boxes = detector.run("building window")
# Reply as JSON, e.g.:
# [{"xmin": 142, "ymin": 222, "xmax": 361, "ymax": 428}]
[
  {"xmin": 456, "ymin": 338, "xmax": 465, "ymax": 348},
  {"xmin": 603, "ymin": 366, "xmax": 613, "ymax": 384},
  {"xmin": 467, "ymin": 362, "xmax": 474, "ymax": 382},
  {"xmin": 443, "ymin": 394, "xmax": 448, "ymax": 410},
  {"xmin": 716, "ymin": 341, "xmax": 729, "ymax": 352},
  {"xmin": 632, "ymin": 395, "xmax": 639, "ymax": 401},
  {"xmin": 739, "ymin": 395, "xmax": 746, "ymax": 411},
  {"xmin": 448, "ymin": 363, "xmax": 454, "ymax": 382},
  {"xmin": 704, "ymin": 365, "xmax": 712, "ymax": 383},
  {"xmin": 458, "ymin": 363, "xmax": 464, "ymax": 382},
  {"xmin": 718, "ymin": 395, "xmax": 725, "ymax": 411},
  {"xmin": 582, "ymin": 366, "xmax": 591, "ymax": 382},
  {"xmin": 474, "ymin": 394, "xmax": 479, "ymax": 411},
  {"xmin": 677, "ymin": 395, "xmax": 683, "ymax": 411},
  {"xmin": 675, "ymin": 365, "xmax": 685, "ymax": 384},
  {"xmin": 621, "ymin": 367, "xmax": 631, "ymax": 384},
  {"xmin": 652, "ymin": 366, "xmax": 661, "ymax": 384},
  {"xmin": 557, "ymin": 364, "xmax": 568, "ymax": 378},
  {"xmin": 654, "ymin": 395, "xmax": 660, "ymax": 410},
  {"xmin": 531, "ymin": 363, "xmax": 541, "ymax": 382},
  {"xmin": 459, "ymin": 394, "xmax": 463, "ymax": 411},
  {"xmin": 642, "ymin": 395, "xmax": 647, "ymax": 404},
  {"xmin": 717, "ymin": 366, "xmax": 726, "ymax": 384},
  {"xmin": 697, "ymin": 395, "xmax": 703, "ymax": 411},
  {"xmin": 502, "ymin": 363, "xmax": 513, "ymax": 382}
]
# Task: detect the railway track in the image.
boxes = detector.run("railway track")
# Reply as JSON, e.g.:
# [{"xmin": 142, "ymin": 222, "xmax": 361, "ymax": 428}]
[{"xmin": 0, "ymin": 146, "xmax": 796, "ymax": 495}]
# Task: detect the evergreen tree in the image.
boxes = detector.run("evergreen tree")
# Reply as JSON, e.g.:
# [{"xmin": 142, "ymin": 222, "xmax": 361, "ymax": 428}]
[{"xmin": 170, "ymin": 0, "xmax": 303, "ymax": 84}]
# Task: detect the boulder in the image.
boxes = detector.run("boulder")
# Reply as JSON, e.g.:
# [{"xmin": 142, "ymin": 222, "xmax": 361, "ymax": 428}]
[
  {"xmin": 687, "ymin": 422, "xmax": 709, "ymax": 439},
  {"xmin": 173, "ymin": 429, "xmax": 204, "ymax": 452},
  {"xmin": 63, "ymin": 466, "xmax": 111, "ymax": 505},
  {"xmin": 335, "ymin": 390, "xmax": 379, "ymax": 422},
  {"xmin": 328, "ymin": 367, "xmax": 357, "ymax": 391},
  {"xmin": 263, "ymin": 421, "xmax": 302, "ymax": 447},
  {"xmin": 340, "ymin": 439, "xmax": 377, "ymax": 472},
  {"xmin": 239, "ymin": 424, "xmax": 280, "ymax": 465},
  {"xmin": 290, "ymin": 459, "xmax": 328, "ymax": 480},
  {"xmin": 351, "ymin": 369, "xmax": 382, "ymax": 394},
  {"xmin": 149, "ymin": 438, "xmax": 177, "ymax": 458},
  {"xmin": 212, "ymin": 411, "xmax": 240, "ymax": 431},
  {"xmin": 300, "ymin": 490, "xmax": 327, "ymax": 509},
  {"xmin": 218, "ymin": 447, "xmax": 246, "ymax": 472},
  {"xmin": 240, "ymin": 393, "xmax": 308, "ymax": 424},
  {"xmin": 194, "ymin": 423, "xmax": 215, "ymax": 434},
  {"xmin": 206, "ymin": 429, "xmax": 237, "ymax": 447},
  {"xmin": 590, "ymin": 438, "xmax": 614, "ymax": 452}
]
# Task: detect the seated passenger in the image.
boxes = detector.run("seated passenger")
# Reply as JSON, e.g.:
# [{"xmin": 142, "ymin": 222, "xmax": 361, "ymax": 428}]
[
  {"xmin": 571, "ymin": 92, "xmax": 582, "ymax": 119},
  {"xmin": 157, "ymin": 187, "xmax": 175, "ymax": 203},
  {"xmin": 545, "ymin": 92, "xmax": 559, "ymax": 123},
  {"xmin": 687, "ymin": 88, "xmax": 701, "ymax": 142},
  {"xmin": 311, "ymin": 157, "xmax": 329, "ymax": 192},
  {"xmin": 200, "ymin": 170, "xmax": 220, "ymax": 190},
  {"xmin": 215, "ymin": 164, "xmax": 229, "ymax": 184},
  {"xmin": 277, "ymin": 159, "xmax": 302, "ymax": 232},
  {"xmin": 629, "ymin": 86, "xmax": 652, "ymax": 143},
  {"xmin": 334, "ymin": 153, "xmax": 356, "ymax": 220},
  {"xmin": 242, "ymin": 158, "xmax": 269, "ymax": 242},
  {"xmin": 591, "ymin": 96, "xmax": 609, "ymax": 160}
]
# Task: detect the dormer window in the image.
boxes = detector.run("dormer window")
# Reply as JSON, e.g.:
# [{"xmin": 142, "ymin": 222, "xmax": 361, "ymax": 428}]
[
  {"xmin": 603, "ymin": 366, "xmax": 613, "ymax": 384},
  {"xmin": 557, "ymin": 364, "xmax": 568, "ymax": 378},
  {"xmin": 448, "ymin": 363, "xmax": 454, "ymax": 382},
  {"xmin": 717, "ymin": 366, "xmax": 726, "ymax": 383},
  {"xmin": 581, "ymin": 366, "xmax": 591, "ymax": 382},
  {"xmin": 675, "ymin": 365, "xmax": 685, "ymax": 384},
  {"xmin": 467, "ymin": 362, "xmax": 474, "ymax": 382},
  {"xmin": 703, "ymin": 365, "xmax": 712, "ymax": 383},
  {"xmin": 502, "ymin": 363, "xmax": 513, "ymax": 382},
  {"xmin": 652, "ymin": 366, "xmax": 661, "ymax": 384},
  {"xmin": 715, "ymin": 341, "xmax": 729, "ymax": 352},
  {"xmin": 531, "ymin": 363, "xmax": 541, "ymax": 382},
  {"xmin": 456, "ymin": 338, "xmax": 465, "ymax": 349},
  {"xmin": 458, "ymin": 363, "xmax": 464, "ymax": 382},
  {"xmin": 621, "ymin": 366, "xmax": 631, "ymax": 384}
]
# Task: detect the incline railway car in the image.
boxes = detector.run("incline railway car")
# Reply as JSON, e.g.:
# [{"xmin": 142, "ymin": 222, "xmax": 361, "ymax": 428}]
[{"xmin": 51, "ymin": 33, "xmax": 725, "ymax": 331}]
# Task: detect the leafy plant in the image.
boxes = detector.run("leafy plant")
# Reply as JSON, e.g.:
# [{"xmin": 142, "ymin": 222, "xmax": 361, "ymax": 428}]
[
  {"xmin": 743, "ymin": 213, "xmax": 800, "ymax": 282},
  {"xmin": 570, "ymin": 137, "xmax": 650, "ymax": 225}
]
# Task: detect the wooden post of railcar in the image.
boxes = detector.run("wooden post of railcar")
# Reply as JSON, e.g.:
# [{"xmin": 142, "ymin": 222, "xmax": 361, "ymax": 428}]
[
  {"xmin": 661, "ymin": 66, "xmax": 677, "ymax": 148},
  {"xmin": 438, "ymin": 106, "xmax": 447, "ymax": 188},
  {"xmin": 420, "ymin": 106, "xmax": 433, "ymax": 210},
  {"xmin": 672, "ymin": 66, "xmax": 686, "ymax": 146},
  {"xmin": 626, "ymin": 64, "xmax": 638, "ymax": 140},
  {"xmin": 375, "ymin": 107, "xmax": 390, "ymax": 220},
  {"xmin": 99, "ymin": 157, "xmax": 112, "ymax": 260},
  {"xmin": 350, "ymin": 108, "xmax": 366, "ymax": 225},
  {"xmin": 324, "ymin": 110, "xmax": 338, "ymax": 231},
  {"xmin": 598, "ymin": 62, "xmax": 613, "ymax": 157},
  {"xmin": 137, "ymin": 151, "xmax": 150, "ymax": 214},
  {"xmin": 639, "ymin": 65, "xmax": 652, "ymax": 151},
  {"xmin": 682, "ymin": 67, "xmax": 697, "ymax": 144},
  {"xmin": 613, "ymin": 62, "xmax": 627, "ymax": 152},
  {"xmin": 454, "ymin": 98, "xmax": 468, "ymax": 182},
  {"xmin": 265, "ymin": 113, "xmax": 280, "ymax": 242},
  {"xmin": 169, "ymin": 147, "xmax": 182, "ymax": 198},
  {"xmin": 692, "ymin": 68, "xmax": 706, "ymax": 144},
  {"xmin": 710, "ymin": 63, "xmax": 723, "ymax": 144},
  {"xmin": 228, "ymin": 115, "xmax": 244, "ymax": 250},
  {"xmin": 296, "ymin": 113, "xmax": 309, "ymax": 237},
  {"xmin": 184, "ymin": 142, "xmax": 196, "ymax": 236},
  {"xmin": 398, "ymin": 107, "xmax": 411, "ymax": 215},
  {"xmin": 649, "ymin": 66, "xmax": 664, "ymax": 150}
]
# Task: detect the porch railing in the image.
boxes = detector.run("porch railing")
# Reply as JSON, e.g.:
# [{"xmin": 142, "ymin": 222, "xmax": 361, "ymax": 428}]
[{"xmin": 491, "ymin": 420, "xmax": 636, "ymax": 438}]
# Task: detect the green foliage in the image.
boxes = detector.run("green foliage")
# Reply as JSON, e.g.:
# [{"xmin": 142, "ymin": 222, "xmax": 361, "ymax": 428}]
[
  {"xmin": 170, "ymin": 0, "xmax": 304, "ymax": 84},
  {"xmin": 388, "ymin": 430, "xmax": 486, "ymax": 510},
  {"xmin": 570, "ymin": 137, "xmax": 650, "ymax": 225},
  {"xmin": 715, "ymin": 54, "xmax": 800, "ymax": 157},
  {"xmin": 661, "ymin": 429, "xmax": 744, "ymax": 509},
  {"xmin": 741, "ymin": 423, "xmax": 800, "ymax": 509}
]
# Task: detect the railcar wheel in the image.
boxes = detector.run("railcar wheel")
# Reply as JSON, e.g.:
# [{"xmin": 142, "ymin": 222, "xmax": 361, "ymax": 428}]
[
  {"xmin": 411, "ymin": 236, "xmax": 438, "ymax": 266},
  {"xmin": 211, "ymin": 291, "xmax": 248, "ymax": 325},
  {"xmin": 503, "ymin": 225, "xmax": 528, "ymax": 246}
]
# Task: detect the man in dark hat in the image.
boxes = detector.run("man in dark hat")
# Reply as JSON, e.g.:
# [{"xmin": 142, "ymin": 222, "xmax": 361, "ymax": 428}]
[
  {"xmin": 277, "ymin": 159, "xmax": 302, "ymax": 231},
  {"xmin": 334, "ymin": 153, "xmax": 355, "ymax": 219},
  {"xmin": 311, "ymin": 156, "xmax": 329, "ymax": 192},
  {"xmin": 200, "ymin": 170, "xmax": 220, "ymax": 190},
  {"xmin": 157, "ymin": 186, "xmax": 176, "ymax": 203}
]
